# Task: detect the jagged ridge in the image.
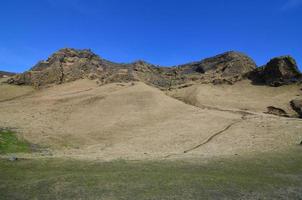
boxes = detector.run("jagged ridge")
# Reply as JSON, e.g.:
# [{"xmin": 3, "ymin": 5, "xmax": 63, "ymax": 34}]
[{"xmin": 7, "ymin": 48, "xmax": 301, "ymax": 88}]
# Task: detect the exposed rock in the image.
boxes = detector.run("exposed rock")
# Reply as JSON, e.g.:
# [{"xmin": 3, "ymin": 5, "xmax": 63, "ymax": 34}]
[
  {"xmin": 290, "ymin": 99, "xmax": 302, "ymax": 118},
  {"xmin": 8, "ymin": 49, "xmax": 105, "ymax": 87},
  {"xmin": 7, "ymin": 48, "xmax": 172, "ymax": 88},
  {"xmin": 7, "ymin": 49, "xmax": 257, "ymax": 88},
  {"xmin": 177, "ymin": 51, "xmax": 257, "ymax": 84},
  {"xmin": 249, "ymin": 56, "xmax": 301, "ymax": 86},
  {"xmin": 265, "ymin": 106, "xmax": 289, "ymax": 117},
  {"xmin": 9, "ymin": 48, "xmax": 300, "ymax": 89}
]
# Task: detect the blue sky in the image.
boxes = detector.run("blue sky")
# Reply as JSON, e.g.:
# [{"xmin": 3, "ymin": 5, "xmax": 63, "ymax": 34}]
[{"xmin": 0, "ymin": 0, "xmax": 301, "ymax": 72}]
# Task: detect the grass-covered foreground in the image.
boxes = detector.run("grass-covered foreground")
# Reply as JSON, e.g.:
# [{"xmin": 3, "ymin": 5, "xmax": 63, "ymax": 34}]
[
  {"xmin": 0, "ymin": 129, "xmax": 30, "ymax": 154},
  {"xmin": 0, "ymin": 148, "xmax": 302, "ymax": 200}
]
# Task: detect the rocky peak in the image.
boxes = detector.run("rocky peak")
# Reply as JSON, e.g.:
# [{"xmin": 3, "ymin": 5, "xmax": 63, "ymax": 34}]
[
  {"xmin": 7, "ymin": 48, "xmax": 105, "ymax": 87},
  {"xmin": 31, "ymin": 48, "xmax": 101, "ymax": 70},
  {"xmin": 176, "ymin": 51, "xmax": 257, "ymax": 84},
  {"xmin": 197, "ymin": 51, "xmax": 257, "ymax": 76},
  {"xmin": 249, "ymin": 56, "xmax": 301, "ymax": 86}
]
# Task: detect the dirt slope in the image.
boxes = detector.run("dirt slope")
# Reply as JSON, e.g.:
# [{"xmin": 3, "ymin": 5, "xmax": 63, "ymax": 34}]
[
  {"xmin": 0, "ymin": 79, "xmax": 301, "ymax": 160},
  {"xmin": 168, "ymin": 80, "xmax": 302, "ymax": 116},
  {"xmin": 0, "ymin": 78, "xmax": 34, "ymax": 102}
]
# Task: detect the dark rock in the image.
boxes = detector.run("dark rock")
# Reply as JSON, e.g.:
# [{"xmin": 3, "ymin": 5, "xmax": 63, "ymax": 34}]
[
  {"xmin": 290, "ymin": 99, "xmax": 302, "ymax": 118},
  {"xmin": 14, "ymin": 49, "xmax": 302, "ymax": 89},
  {"xmin": 249, "ymin": 56, "xmax": 301, "ymax": 86},
  {"xmin": 8, "ymin": 48, "xmax": 104, "ymax": 87},
  {"xmin": 178, "ymin": 51, "xmax": 257, "ymax": 81},
  {"xmin": 7, "ymin": 48, "xmax": 173, "ymax": 88},
  {"xmin": 265, "ymin": 106, "xmax": 289, "ymax": 117},
  {"xmin": 7, "ymin": 49, "xmax": 257, "ymax": 88}
]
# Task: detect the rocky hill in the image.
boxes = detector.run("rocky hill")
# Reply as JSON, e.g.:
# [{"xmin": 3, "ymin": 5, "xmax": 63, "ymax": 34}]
[
  {"xmin": 249, "ymin": 56, "xmax": 302, "ymax": 86},
  {"xmin": 7, "ymin": 48, "xmax": 301, "ymax": 88},
  {"xmin": 1, "ymin": 48, "xmax": 302, "ymax": 162},
  {"xmin": 7, "ymin": 48, "xmax": 172, "ymax": 88}
]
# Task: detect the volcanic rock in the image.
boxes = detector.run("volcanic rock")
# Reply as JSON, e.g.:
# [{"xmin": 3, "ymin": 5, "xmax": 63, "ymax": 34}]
[
  {"xmin": 178, "ymin": 51, "xmax": 257, "ymax": 74},
  {"xmin": 249, "ymin": 56, "xmax": 301, "ymax": 86},
  {"xmin": 10, "ymin": 48, "xmax": 301, "ymax": 89},
  {"xmin": 7, "ymin": 49, "xmax": 105, "ymax": 87}
]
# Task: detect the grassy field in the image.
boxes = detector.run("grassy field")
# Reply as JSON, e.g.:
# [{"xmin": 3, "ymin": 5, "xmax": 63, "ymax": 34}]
[
  {"xmin": 0, "ymin": 129, "xmax": 30, "ymax": 154},
  {"xmin": 0, "ymin": 147, "xmax": 302, "ymax": 200}
]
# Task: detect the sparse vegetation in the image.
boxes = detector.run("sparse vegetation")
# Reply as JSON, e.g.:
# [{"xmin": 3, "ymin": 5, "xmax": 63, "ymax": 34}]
[
  {"xmin": 1, "ymin": 49, "xmax": 302, "ymax": 199},
  {"xmin": 0, "ymin": 129, "xmax": 30, "ymax": 154}
]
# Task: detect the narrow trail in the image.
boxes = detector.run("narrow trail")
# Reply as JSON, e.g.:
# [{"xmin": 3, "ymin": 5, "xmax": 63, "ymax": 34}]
[
  {"xmin": 163, "ymin": 119, "xmax": 242, "ymax": 159},
  {"xmin": 58, "ymin": 88, "xmax": 93, "ymax": 96},
  {"xmin": 183, "ymin": 120, "xmax": 242, "ymax": 153}
]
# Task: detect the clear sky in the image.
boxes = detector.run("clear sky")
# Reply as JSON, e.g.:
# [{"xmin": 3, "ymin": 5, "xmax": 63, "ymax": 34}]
[{"xmin": 0, "ymin": 0, "xmax": 301, "ymax": 72}]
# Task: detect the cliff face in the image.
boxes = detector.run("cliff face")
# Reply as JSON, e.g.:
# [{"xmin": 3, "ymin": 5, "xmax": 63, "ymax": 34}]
[
  {"xmin": 7, "ymin": 48, "xmax": 301, "ymax": 88},
  {"xmin": 7, "ymin": 49, "xmax": 105, "ymax": 87},
  {"xmin": 176, "ymin": 51, "xmax": 257, "ymax": 84}
]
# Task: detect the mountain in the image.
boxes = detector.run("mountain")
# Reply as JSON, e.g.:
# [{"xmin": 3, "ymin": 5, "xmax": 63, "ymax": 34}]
[
  {"xmin": 7, "ymin": 48, "xmax": 268, "ymax": 88},
  {"xmin": 1, "ymin": 48, "xmax": 302, "ymax": 161}
]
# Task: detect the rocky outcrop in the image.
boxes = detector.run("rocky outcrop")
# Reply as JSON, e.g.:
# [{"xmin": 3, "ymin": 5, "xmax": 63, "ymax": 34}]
[
  {"xmin": 290, "ymin": 99, "xmax": 302, "ymax": 118},
  {"xmin": 8, "ymin": 49, "xmax": 258, "ymax": 88},
  {"xmin": 0, "ymin": 71, "xmax": 16, "ymax": 78},
  {"xmin": 7, "ymin": 48, "xmax": 172, "ymax": 88},
  {"xmin": 249, "ymin": 56, "xmax": 301, "ymax": 86},
  {"xmin": 7, "ymin": 48, "xmax": 300, "ymax": 89},
  {"xmin": 7, "ymin": 49, "xmax": 106, "ymax": 87},
  {"xmin": 176, "ymin": 51, "xmax": 257, "ymax": 84}
]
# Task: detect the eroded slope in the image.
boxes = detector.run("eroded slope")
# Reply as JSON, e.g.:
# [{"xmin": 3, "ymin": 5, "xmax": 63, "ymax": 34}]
[{"xmin": 0, "ymin": 79, "xmax": 301, "ymax": 160}]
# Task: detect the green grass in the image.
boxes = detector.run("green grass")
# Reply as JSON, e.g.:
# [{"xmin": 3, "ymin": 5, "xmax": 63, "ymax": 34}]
[
  {"xmin": 0, "ymin": 147, "xmax": 302, "ymax": 200},
  {"xmin": 0, "ymin": 129, "xmax": 31, "ymax": 154}
]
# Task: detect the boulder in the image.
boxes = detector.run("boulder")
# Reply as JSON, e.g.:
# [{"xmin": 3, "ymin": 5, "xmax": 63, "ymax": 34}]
[{"xmin": 290, "ymin": 99, "xmax": 302, "ymax": 118}]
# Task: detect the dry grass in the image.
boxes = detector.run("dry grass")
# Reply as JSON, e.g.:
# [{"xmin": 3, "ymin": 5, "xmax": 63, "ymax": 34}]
[
  {"xmin": 0, "ymin": 79, "xmax": 301, "ymax": 161},
  {"xmin": 0, "ymin": 78, "xmax": 34, "ymax": 102}
]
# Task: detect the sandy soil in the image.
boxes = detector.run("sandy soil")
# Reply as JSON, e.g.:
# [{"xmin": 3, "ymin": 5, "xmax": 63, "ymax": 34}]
[
  {"xmin": 168, "ymin": 80, "xmax": 302, "ymax": 115},
  {"xmin": 0, "ymin": 79, "xmax": 301, "ymax": 161},
  {"xmin": 0, "ymin": 78, "xmax": 34, "ymax": 102}
]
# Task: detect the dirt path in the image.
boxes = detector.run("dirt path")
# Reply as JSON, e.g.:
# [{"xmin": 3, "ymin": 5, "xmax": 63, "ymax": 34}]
[{"xmin": 183, "ymin": 120, "xmax": 242, "ymax": 153}]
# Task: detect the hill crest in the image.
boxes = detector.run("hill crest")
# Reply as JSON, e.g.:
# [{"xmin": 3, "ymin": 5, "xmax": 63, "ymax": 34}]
[{"xmin": 7, "ymin": 48, "xmax": 301, "ymax": 88}]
